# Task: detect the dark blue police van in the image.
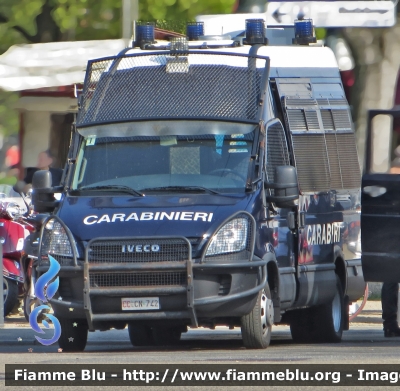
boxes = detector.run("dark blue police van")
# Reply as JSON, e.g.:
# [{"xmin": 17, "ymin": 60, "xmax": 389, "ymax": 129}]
[{"xmin": 31, "ymin": 19, "xmax": 366, "ymax": 351}]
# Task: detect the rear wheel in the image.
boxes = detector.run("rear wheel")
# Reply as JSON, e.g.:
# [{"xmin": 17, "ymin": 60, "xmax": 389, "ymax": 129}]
[
  {"xmin": 128, "ymin": 324, "xmax": 154, "ymax": 347},
  {"xmin": 290, "ymin": 275, "xmax": 344, "ymax": 343},
  {"xmin": 3, "ymin": 278, "xmax": 18, "ymax": 317},
  {"xmin": 58, "ymin": 318, "xmax": 88, "ymax": 352},
  {"xmin": 314, "ymin": 275, "xmax": 344, "ymax": 342},
  {"xmin": 241, "ymin": 285, "xmax": 274, "ymax": 349}
]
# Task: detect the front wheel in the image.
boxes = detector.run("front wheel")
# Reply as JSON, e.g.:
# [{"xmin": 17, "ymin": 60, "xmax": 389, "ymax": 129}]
[
  {"xmin": 241, "ymin": 285, "xmax": 274, "ymax": 349},
  {"xmin": 128, "ymin": 324, "xmax": 154, "ymax": 347},
  {"xmin": 3, "ymin": 278, "xmax": 18, "ymax": 317}
]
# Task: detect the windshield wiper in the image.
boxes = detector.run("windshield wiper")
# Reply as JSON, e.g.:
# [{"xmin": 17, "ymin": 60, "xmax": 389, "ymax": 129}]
[
  {"xmin": 76, "ymin": 185, "xmax": 144, "ymax": 197},
  {"xmin": 140, "ymin": 186, "xmax": 220, "ymax": 195}
]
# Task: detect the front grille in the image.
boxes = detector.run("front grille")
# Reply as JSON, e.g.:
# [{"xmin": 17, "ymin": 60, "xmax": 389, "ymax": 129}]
[
  {"xmin": 87, "ymin": 238, "xmax": 190, "ymax": 263},
  {"xmin": 90, "ymin": 272, "xmax": 186, "ymax": 288}
]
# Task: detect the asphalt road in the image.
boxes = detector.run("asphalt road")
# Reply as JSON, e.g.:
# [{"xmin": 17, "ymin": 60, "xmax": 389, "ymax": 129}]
[{"xmin": 1, "ymin": 302, "xmax": 399, "ymax": 390}]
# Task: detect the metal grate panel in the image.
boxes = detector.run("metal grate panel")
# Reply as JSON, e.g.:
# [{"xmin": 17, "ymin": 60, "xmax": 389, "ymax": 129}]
[
  {"xmin": 321, "ymin": 109, "xmax": 334, "ymax": 130},
  {"xmin": 77, "ymin": 52, "xmax": 268, "ymax": 127},
  {"xmin": 265, "ymin": 121, "xmax": 290, "ymax": 193},
  {"xmin": 304, "ymin": 110, "xmax": 320, "ymax": 130},
  {"xmin": 332, "ymin": 110, "xmax": 352, "ymax": 130},
  {"xmin": 325, "ymin": 133, "xmax": 343, "ymax": 188},
  {"xmin": 287, "ymin": 110, "xmax": 307, "ymax": 131},
  {"xmin": 87, "ymin": 238, "xmax": 190, "ymax": 263},
  {"xmin": 292, "ymin": 134, "xmax": 330, "ymax": 192},
  {"xmin": 329, "ymin": 98, "xmax": 348, "ymax": 106},
  {"xmin": 286, "ymin": 98, "xmax": 316, "ymax": 106},
  {"xmin": 90, "ymin": 272, "xmax": 186, "ymax": 288},
  {"xmin": 336, "ymin": 133, "xmax": 361, "ymax": 189}
]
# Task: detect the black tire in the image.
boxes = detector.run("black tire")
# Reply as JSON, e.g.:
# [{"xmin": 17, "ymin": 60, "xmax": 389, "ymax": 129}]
[
  {"xmin": 3, "ymin": 278, "xmax": 18, "ymax": 317},
  {"xmin": 58, "ymin": 318, "xmax": 88, "ymax": 352},
  {"xmin": 240, "ymin": 285, "xmax": 274, "ymax": 349},
  {"xmin": 290, "ymin": 275, "xmax": 344, "ymax": 344},
  {"xmin": 152, "ymin": 326, "xmax": 182, "ymax": 346},
  {"xmin": 128, "ymin": 324, "xmax": 154, "ymax": 347},
  {"xmin": 313, "ymin": 275, "xmax": 344, "ymax": 343}
]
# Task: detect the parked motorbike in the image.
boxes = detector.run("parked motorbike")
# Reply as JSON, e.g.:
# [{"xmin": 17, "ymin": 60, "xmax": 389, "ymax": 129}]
[{"xmin": 1, "ymin": 185, "xmax": 31, "ymax": 316}]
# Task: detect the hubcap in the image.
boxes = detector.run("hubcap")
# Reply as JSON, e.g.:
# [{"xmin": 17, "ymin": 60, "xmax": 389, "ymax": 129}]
[
  {"xmin": 260, "ymin": 290, "xmax": 274, "ymax": 333},
  {"xmin": 332, "ymin": 290, "xmax": 341, "ymax": 332}
]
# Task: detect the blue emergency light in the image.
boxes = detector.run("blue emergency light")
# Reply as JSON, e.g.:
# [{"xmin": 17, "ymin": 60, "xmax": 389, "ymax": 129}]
[
  {"xmin": 136, "ymin": 22, "xmax": 155, "ymax": 47},
  {"xmin": 293, "ymin": 19, "xmax": 316, "ymax": 45},
  {"xmin": 244, "ymin": 19, "xmax": 268, "ymax": 45},
  {"xmin": 187, "ymin": 22, "xmax": 204, "ymax": 41}
]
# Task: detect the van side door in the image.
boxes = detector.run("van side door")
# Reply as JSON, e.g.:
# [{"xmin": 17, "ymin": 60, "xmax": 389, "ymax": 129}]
[{"xmin": 362, "ymin": 108, "xmax": 400, "ymax": 282}]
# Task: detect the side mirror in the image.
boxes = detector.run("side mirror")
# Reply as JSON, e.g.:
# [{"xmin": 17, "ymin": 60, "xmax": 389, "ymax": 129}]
[
  {"xmin": 265, "ymin": 166, "xmax": 299, "ymax": 208},
  {"xmin": 32, "ymin": 170, "xmax": 58, "ymax": 213}
]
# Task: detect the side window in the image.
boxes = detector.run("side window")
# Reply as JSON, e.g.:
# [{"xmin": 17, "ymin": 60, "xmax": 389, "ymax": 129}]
[{"xmin": 265, "ymin": 119, "xmax": 290, "ymax": 190}]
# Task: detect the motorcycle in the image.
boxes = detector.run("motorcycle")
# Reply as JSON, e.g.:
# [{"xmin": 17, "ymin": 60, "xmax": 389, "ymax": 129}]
[{"xmin": 0, "ymin": 184, "xmax": 31, "ymax": 316}]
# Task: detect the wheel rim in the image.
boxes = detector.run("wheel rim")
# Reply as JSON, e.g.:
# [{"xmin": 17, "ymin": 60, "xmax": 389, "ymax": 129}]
[
  {"xmin": 260, "ymin": 290, "xmax": 274, "ymax": 334},
  {"xmin": 332, "ymin": 290, "xmax": 341, "ymax": 332}
]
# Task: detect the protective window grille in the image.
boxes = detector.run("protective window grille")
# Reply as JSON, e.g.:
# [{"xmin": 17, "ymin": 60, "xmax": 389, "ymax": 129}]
[
  {"xmin": 90, "ymin": 272, "xmax": 186, "ymax": 288},
  {"xmin": 292, "ymin": 132, "xmax": 360, "ymax": 192},
  {"xmin": 265, "ymin": 122, "xmax": 290, "ymax": 196},
  {"xmin": 292, "ymin": 134, "xmax": 330, "ymax": 192},
  {"xmin": 321, "ymin": 109, "xmax": 334, "ymax": 130},
  {"xmin": 77, "ymin": 52, "xmax": 268, "ymax": 127},
  {"xmin": 40, "ymin": 220, "xmax": 74, "ymax": 266},
  {"xmin": 87, "ymin": 238, "xmax": 190, "ymax": 263},
  {"xmin": 336, "ymin": 133, "xmax": 361, "ymax": 188}
]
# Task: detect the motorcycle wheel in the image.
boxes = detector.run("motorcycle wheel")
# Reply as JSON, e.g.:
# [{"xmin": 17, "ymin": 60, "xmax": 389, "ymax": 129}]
[{"xmin": 3, "ymin": 278, "xmax": 19, "ymax": 317}]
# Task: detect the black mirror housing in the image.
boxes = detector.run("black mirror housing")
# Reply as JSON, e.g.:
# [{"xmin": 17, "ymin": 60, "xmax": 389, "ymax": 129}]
[
  {"xmin": 32, "ymin": 170, "xmax": 60, "ymax": 213},
  {"xmin": 265, "ymin": 165, "xmax": 299, "ymax": 208}
]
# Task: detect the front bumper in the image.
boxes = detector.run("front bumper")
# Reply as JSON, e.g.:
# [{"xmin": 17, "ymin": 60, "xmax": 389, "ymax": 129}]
[{"xmin": 41, "ymin": 249, "xmax": 266, "ymax": 330}]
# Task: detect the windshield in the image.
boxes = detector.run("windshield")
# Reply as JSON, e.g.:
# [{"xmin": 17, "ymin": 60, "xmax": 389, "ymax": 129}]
[{"xmin": 72, "ymin": 124, "xmax": 256, "ymax": 194}]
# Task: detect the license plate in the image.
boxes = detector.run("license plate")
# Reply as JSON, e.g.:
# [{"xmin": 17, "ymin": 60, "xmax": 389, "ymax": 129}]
[{"xmin": 121, "ymin": 297, "xmax": 160, "ymax": 311}]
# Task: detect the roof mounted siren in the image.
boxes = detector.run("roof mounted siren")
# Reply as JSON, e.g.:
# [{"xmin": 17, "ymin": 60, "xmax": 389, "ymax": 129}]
[
  {"xmin": 292, "ymin": 19, "xmax": 317, "ymax": 45},
  {"xmin": 186, "ymin": 22, "xmax": 204, "ymax": 41},
  {"xmin": 134, "ymin": 22, "xmax": 156, "ymax": 48},
  {"xmin": 243, "ymin": 19, "xmax": 268, "ymax": 46}
]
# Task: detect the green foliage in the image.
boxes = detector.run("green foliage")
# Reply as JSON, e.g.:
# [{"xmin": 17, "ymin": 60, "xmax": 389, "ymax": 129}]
[
  {"xmin": 0, "ymin": 0, "xmax": 236, "ymax": 47},
  {"xmin": 0, "ymin": 92, "xmax": 19, "ymax": 136},
  {"xmin": 0, "ymin": 0, "xmax": 236, "ymax": 137}
]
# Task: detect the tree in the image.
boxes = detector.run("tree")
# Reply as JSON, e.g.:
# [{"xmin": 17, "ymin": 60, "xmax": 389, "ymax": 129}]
[
  {"xmin": 0, "ymin": 0, "xmax": 236, "ymax": 140},
  {"xmin": 0, "ymin": 0, "xmax": 237, "ymax": 49}
]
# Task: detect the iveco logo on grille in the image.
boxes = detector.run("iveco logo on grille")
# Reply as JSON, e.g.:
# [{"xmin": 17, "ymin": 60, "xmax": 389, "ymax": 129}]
[{"xmin": 121, "ymin": 244, "xmax": 160, "ymax": 253}]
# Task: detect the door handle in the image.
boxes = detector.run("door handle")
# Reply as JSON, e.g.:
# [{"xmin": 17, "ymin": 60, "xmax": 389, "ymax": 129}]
[{"xmin": 363, "ymin": 185, "xmax": 387, "ymax": 197}]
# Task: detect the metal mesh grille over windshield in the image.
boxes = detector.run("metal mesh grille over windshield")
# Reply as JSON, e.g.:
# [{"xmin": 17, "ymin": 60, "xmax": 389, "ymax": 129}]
[{"xmin": 77, "ymin": 52, "xmax": 268, "ymax": 127}]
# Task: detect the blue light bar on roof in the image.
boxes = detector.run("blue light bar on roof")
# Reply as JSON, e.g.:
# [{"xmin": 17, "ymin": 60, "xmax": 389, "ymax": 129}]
[
  {"xmin": 244, "ymin": 19, "xmax": 268, "ymax": 45},
  {"xmin": 135, "ymin": 22, "xmax": 155, "ymax": 47},
  {"xmin": 293, "ymin": 19, "xmax": 317, "ymax": 45},
  {"xmin": 187, "ymin": 22, "xmax": 204, "ymax": 41}
]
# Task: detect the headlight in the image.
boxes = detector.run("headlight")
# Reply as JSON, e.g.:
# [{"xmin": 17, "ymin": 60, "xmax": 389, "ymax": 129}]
[
  {"xmin": 205, "ymin": 218, "xmax": 248, "ymax": 257},
  {"xmin": 40, "ymin": 219, "xmax": 73, "ymax": 265}
]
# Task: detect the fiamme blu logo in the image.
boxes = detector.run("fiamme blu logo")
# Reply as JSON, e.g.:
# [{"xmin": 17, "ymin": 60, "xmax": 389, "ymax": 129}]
[{"xmin": 29, "ymin": 255, "xmax": 61, "ymax": 345}]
